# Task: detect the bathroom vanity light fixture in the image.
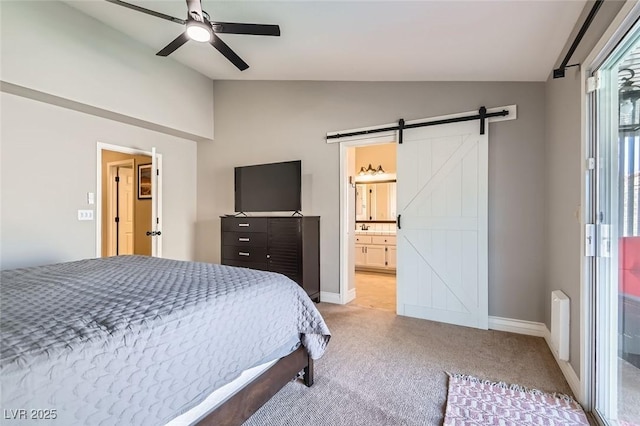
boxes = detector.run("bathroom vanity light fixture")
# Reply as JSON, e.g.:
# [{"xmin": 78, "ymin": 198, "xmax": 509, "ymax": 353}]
[{"xmin": 358, "ymin": 164, "xmax": 385, "ymax": 175}]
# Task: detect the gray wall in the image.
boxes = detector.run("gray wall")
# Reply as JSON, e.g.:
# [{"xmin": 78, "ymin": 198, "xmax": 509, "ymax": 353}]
[
  {"xmin": 197, "ymin": 80, "xmax": 547, "ymax": 322},
  {"xmin": 0, "ymin": 93, "xmax": 198, "ymax": 270},
  {"xmin": 0, "ymin": 1, "xmax": 206, "ymax": 269},
  {"xmin": 0, "ymin": 1, "xmax": 214, "ymax": 140},
  {"xmin": 544, "ymin": 0, "xmax": 626, "ymax": 377}
]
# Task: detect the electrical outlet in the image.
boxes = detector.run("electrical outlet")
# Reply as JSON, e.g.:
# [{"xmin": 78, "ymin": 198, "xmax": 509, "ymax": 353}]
[{"xmin": 78, "ymin": 210, "xmax": 94, "ymax": 221}]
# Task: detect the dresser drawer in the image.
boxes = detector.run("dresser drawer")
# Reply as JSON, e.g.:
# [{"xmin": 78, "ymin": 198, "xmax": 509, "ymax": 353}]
[
  {"xmin": 223, "ymin": 259, "xmax": 269, "ymax": 272},
  {"xmin": 222, "ymin": 245, "xmax": 268, "ymax": 262},
  {"xmin": 355, "ymin": 235, "xmax": 372, "ymax": 244},
  {"xmin": 371, "ymin": 235, "xmax": 396, "ymax": 245},
  {"xmin": 221, "ymin": 217, "xmax": 267, "ymax": 233},
  {"xmin": 222, "ymin": 232, "xmax": 267, "ymax": 247}
]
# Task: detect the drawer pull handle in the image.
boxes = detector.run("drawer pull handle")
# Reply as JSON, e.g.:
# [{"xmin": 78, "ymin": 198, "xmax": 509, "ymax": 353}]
[
  {"xmin": 238, "ymin": 223, "xmax": 250, "ymax": 227},
  {"xmin": 239, "ymin": 252, "xmax": 250, "ymax": 256},
  {"xmin": 238, "ymin": 238, "xmax": 250, "ymax": 242}
]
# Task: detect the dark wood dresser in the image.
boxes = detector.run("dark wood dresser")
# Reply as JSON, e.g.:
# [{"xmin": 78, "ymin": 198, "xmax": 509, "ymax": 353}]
[{"xmin": 220, "ymin": 216, "xmax": 320, "ymax": 302}]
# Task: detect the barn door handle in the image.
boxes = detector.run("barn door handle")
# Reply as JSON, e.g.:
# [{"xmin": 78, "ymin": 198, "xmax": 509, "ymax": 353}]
[
  {"xmin": 397, "ymin": 214, "xmax": 401, "ymax": 229},
  {"xmin": 146, "ymin": 231, "xmax": 162, "ymax": 236}
]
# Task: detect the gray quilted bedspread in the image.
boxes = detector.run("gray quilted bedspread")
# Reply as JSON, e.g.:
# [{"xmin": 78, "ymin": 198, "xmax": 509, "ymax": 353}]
[{"xmin": 0, "ymin": 256, "xmax": 330, "ymax": 425}]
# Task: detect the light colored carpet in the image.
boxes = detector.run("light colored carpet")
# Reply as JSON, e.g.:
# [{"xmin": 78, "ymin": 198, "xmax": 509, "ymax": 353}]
[
  {"xmin": 443, "ymin": 374, "xmax": 588, "ymax": 425},
  {"xmin": 243, "ymin": 303, "xmax": 572, "ymax": 425}
]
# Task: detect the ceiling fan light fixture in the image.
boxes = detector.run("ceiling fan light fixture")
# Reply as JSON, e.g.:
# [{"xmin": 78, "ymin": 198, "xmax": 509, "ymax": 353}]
[{"xmin": 186, "ymin": 21, "xmax": 212, "ymax": 42}]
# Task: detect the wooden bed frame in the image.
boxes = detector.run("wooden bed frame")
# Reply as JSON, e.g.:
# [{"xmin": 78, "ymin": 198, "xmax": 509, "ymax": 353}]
[{"xmin": 197, "ymin": 346, "xmax": 314, "ymax": 425}]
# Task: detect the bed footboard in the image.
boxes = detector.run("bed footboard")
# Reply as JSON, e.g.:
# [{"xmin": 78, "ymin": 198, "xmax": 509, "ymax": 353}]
[{"xmin": 197, "ymin": 346, "xmax": 313, "ymax": 426}]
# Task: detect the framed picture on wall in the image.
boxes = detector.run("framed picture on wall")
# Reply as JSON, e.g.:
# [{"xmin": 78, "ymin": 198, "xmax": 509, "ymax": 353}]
[{"xmin": 138, "ymin": 163, "xmax": 152, "ymax": 199}]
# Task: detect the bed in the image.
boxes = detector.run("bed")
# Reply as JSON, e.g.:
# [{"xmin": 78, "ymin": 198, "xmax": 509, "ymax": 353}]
[{"xmin": 0, "ymin": 255, "xmax": 331, "ymax": 425}]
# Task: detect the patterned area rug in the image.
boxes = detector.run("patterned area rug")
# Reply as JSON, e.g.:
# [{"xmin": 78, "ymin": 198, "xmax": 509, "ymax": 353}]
[{"xmin": 444, "ymin": 373, "xmax": 589, "ymax": 425}]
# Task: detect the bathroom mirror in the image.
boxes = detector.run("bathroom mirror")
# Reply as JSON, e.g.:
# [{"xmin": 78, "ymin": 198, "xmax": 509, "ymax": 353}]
[{"xmin": 355, "ymin": 181, "xmax": 396, "ymax": 222}]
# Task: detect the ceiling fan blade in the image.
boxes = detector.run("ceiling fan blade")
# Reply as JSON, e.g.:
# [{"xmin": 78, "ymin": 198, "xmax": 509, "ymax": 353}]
[
  {"xmin": 210, "ymin": 34, "xmax": 249, "ymax": 71},
  {"xmin": 210, "ymin": 22, "xmax": 281, "ymax": 37},
  {"xmin": 104, "ymin": 0, "xmax": 186, "ymax": 25},
  {"xmin": 156, "ymin": 32, "xmax": 190, "ymax": 57}
]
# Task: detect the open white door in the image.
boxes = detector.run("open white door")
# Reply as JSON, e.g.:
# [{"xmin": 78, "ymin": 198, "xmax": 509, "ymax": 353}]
[
  {"xmin": 118, "ymin": 166, "xmax": 135, "ymax": 255},
  {"xmin": 396, "ymin": 120, "xmax": 488, "ymax": 329},
  {"xmin": 151, "ymin": 147, "xmax": 163, "ymax": 257}
]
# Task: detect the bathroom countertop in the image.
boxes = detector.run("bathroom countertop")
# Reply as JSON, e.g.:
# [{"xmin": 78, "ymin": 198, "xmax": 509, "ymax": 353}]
[{"xmin": 355, "ymin": 230, "xmax": 396, "ymax": 236}]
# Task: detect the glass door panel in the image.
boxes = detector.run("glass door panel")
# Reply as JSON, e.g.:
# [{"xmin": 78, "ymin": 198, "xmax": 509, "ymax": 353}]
[{"xmin": 594, "ymin": 24, "xmax": 640, "ymax": 425}]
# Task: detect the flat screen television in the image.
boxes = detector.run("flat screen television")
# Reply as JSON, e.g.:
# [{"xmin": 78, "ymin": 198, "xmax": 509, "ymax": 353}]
[{"xmin": 234, "ymin": 160, "xmax": 301, "ymax": 212}]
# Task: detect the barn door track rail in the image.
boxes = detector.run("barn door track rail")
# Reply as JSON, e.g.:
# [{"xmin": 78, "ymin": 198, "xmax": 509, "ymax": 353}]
[
  {"xmin": 553, "ymin": 0, "xmax": 603, "ymax": 79},
  {"xmin": 326, "ymin": 106, "xmax": 509, "ymax": 143}
]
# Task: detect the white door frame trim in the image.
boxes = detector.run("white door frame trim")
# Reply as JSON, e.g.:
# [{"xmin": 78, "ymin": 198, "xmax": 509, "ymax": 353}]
[
  {"xmin": 96, "ymin": 142, "xmax": 162, "ymax": 258},
  {"xmin": 329, "ymin": 105, "xmax": 517, "ymax": 305},
  {"xmin": 339, "ymin": 136, "xmax": 396, "ymax": 304}
]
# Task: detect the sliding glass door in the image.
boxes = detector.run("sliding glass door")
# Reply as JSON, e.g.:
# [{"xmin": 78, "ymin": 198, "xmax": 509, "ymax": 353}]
[{"xmin": 593, "ymin": 21, "xmax": 640, "ymax": 425}]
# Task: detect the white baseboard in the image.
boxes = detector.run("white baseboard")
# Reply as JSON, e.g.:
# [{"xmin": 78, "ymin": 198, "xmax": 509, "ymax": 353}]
[
  {"xmin": 488, "ymin": 316, "xmax": 547, "ymax": 337},
  {"xmin": 320, "ymin": 291, "xmax": 342, "ymax": 304},
  {"xmin": 345, "ymin": 288, "xmax": 356, "ymax": 304},
  {"xmin": 543, "ymin": 329, "xmax": 582, "ymax": 402},
  {"xmin": 320, "ymin": 289, "xmax": 356, "ymax": 304},
  {"xmin": 488, "ymin": 316, "xmax": 581, "ymax": 402}
]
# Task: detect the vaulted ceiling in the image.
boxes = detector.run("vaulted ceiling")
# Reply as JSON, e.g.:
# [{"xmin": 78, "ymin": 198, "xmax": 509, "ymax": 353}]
[{"xmin": 65, "ymin": 0, "xmax": 586, "ymax": 82}]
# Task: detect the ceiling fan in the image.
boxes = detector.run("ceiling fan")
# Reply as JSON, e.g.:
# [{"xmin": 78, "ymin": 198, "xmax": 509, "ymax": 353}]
[{"xmin": 105, "ymin": 0, "xmax": 280, "ymax": 71}]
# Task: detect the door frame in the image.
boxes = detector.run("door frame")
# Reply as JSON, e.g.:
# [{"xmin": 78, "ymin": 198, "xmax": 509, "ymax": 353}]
[
  {"xmin": 580, "ymin": 0, "xmax": 640, "ymax": 412},
  {"xmin": 96, "ymin": 142, "xmax": 163, "ymax": 258},
  {"xmin": 328, "ymin": 106, "xmax": 516, "ymax": 306},
  {"xmin": 106, "ymin": 159, "xmax": 134, "ymax": 256},
  {"xmin": 339, "ymin": 136, "xmax": 397, "ymax": 305}
]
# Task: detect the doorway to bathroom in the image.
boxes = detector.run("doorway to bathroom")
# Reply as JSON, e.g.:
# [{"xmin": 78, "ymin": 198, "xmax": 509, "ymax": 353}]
[{"xmin": 351, "ymin": 143, "xmax": 397, "ymax": 312}]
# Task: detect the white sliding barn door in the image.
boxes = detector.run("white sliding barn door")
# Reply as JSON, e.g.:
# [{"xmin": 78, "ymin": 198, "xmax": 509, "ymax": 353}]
[{"xmin": 397, "ymin": 120, "xmax": 488, "ymax": 329}]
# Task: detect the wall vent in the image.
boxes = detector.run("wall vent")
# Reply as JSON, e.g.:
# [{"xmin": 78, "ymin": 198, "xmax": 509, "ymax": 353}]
[{"xmin": 551, "ymin": 290, "xmax": 570, "ymax": 361}]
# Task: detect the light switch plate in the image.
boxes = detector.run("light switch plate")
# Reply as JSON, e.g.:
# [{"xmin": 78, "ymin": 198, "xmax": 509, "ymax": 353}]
[{"xmin": 78, "ymin": 210, "xmax": 94, "ymax": 221}]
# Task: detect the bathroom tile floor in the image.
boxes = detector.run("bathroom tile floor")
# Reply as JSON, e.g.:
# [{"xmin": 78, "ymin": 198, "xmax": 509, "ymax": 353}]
[{"xmin": 349, "ymin": 271, "xmax": 396, "ymax": 312}]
